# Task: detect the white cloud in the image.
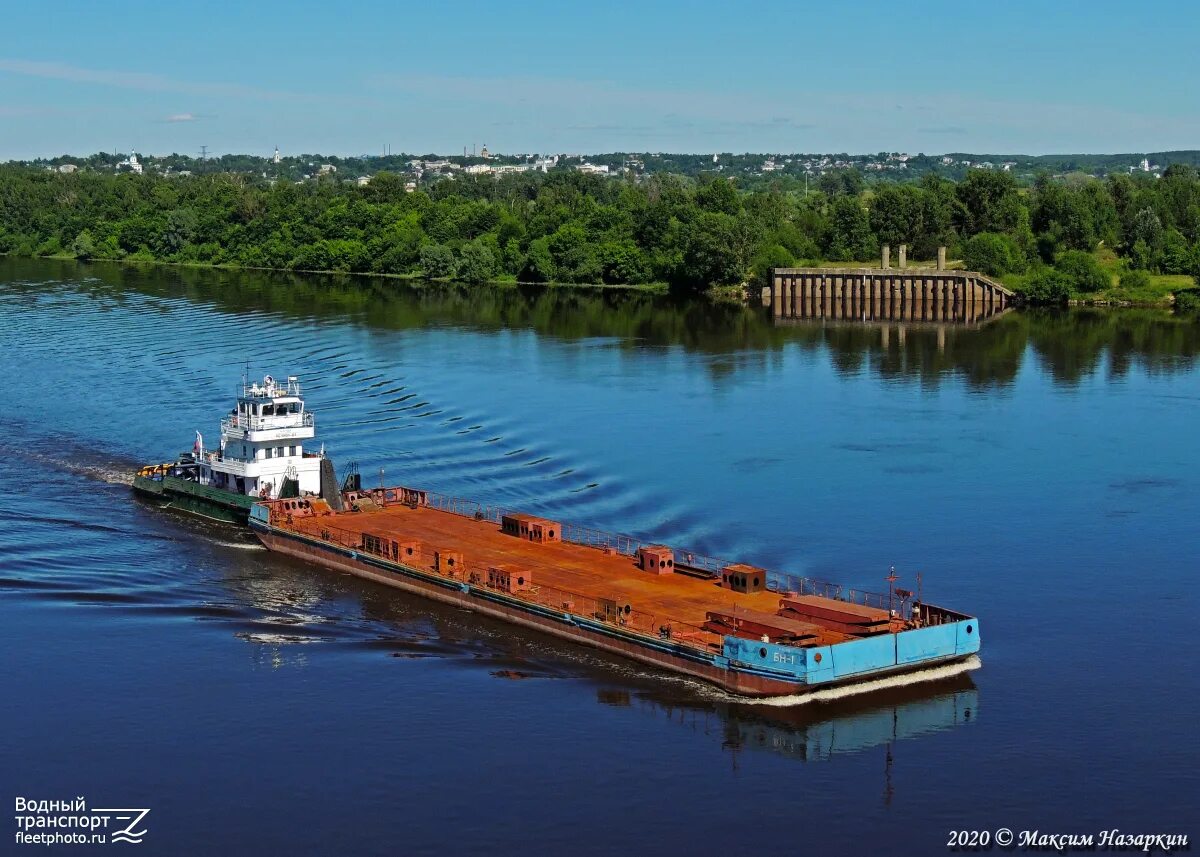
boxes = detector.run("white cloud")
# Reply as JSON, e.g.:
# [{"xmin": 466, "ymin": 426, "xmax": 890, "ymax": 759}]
[{"xmin": 0, "ymin": 58, "xmax": 304, "ymax": 101}]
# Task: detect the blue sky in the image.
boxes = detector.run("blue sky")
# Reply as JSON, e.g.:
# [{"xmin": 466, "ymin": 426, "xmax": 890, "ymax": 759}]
[{"xmin": 1, "ymin": 0, "xmax": 1197, "ymax": 159}]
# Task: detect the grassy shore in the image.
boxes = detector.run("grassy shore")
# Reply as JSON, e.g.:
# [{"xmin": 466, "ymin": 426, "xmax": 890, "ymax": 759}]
[
  {"xmin": 1001, "ymin": 248, "xmax": 1190, "ymax": 306},
  {"xmin": 811, "ymin": 253, "xmax": 1191, "ymax": 306},
  {"xmin": 6, "ymin": 249, "xmax": 1191, "ymax": 307}
]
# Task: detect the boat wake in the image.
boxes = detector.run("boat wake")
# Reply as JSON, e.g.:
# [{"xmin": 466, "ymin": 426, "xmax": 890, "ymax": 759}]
[
  {"xmin": 203, "ymin": 538, "xmax": 266, "ymax": 551},
  {"xmin": 737, "ymin": 655, "xmax": 983, "ymax": 707},
  {"xmin": 0, "ymin": 438, "xmax": 138, "ymax": 486}
]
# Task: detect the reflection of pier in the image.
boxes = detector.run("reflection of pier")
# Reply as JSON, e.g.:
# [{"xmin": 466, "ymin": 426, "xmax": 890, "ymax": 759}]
[{"xmin": 768, "ymin": 267, "xmax": 1014, "ymax": 326}]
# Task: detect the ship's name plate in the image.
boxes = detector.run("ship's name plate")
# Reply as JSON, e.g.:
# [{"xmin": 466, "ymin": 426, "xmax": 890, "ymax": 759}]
[{"xmin": 251, "ymin": 429, "xmax": 307, "ymax": 439}]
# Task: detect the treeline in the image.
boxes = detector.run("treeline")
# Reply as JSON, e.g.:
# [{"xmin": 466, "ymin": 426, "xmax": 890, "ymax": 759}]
[{"xmin": 2, "ymin": 164, "xmax": 1199, "ymax": 305}]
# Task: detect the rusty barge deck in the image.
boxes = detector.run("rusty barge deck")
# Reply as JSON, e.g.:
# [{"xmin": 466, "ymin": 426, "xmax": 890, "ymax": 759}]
[{"xmin": 249, "ymin": 487, "xmax": 980, "ymax": 697}]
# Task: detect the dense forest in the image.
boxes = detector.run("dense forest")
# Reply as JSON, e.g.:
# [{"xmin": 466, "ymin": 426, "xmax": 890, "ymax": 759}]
[{"xmin": 2, "ymin": 163, "xmax": 1200, "ymax": 308}]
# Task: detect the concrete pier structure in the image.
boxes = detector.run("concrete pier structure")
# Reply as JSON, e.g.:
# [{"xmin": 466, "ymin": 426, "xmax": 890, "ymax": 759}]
[{"xmin": 766, "ymin": 265, "xmax": 1015, "ymax": 326}]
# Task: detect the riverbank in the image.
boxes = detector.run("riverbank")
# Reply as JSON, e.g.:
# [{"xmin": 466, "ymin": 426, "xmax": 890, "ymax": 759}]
[
  {"xmin": 0, "ymin": 251, "xmax": 671, "ymax": 295},
  {"xmin": 810, "ymin": 253, "xmax": 1192, "ymax": 308}
]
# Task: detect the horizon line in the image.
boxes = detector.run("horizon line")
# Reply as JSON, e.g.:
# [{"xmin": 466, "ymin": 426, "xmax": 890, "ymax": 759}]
[{"xmin": 8, "ymin": 147, "xmax": 1199, "ymax": 162}]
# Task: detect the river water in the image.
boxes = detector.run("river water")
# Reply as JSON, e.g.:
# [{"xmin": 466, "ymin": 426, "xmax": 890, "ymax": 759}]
[{"xmin": 1, "ymin": 257, "xmax": 1197, "ymax": 855}]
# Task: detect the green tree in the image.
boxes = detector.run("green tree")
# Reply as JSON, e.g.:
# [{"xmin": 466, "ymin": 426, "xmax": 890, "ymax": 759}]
[
  {"xmin": 1173, "ymin": 288, "xmax": 1200, "ymax": 314},
  {"xmin": 547, "ymin": 224, "xmax": 601, "ymax": 283},
  {"xmin": 71, "ymin": 230, "xmax": 96, "ymax": 260},
  {"xmin": 824, "ymin": 196, "xmax": 874, "ymax": 261},
  {"xmin": 695, "ymin": 178, "xmax": 741, "ymax": 216},
  {"xmin": 597, "ymin": 240, "xmax": 650, "ymax": 284},
  {"xmin": 1054, "ymin": 250, "xmax": 1108, "ymax": 294},
  {"xmin": 457, "ymin": 239, "xmax": 498, "ymax": 283},
  {"xmin": 1031, "ymin": 176, "xmax": 1114, "ymax": 251},
  {"xmin": 678, "ymin": 212, "xmax": 748, "ymax": 289},
  {"xmin": 419, "ymin": 243, "xmax": 457, "ymax": 278},
  {"xmin": 963, "ymin": 232, "xmax": 1024, "ymax": 276},
  {"xmin": 869, "ymin": 184, "xmax": 923, "ymax": 247},
  {"xmin": 956, "ymin": 169, "xmax": 1021, "ymax": 235},
  {"xmin": 1019, "ymin": 269, "xmax": 1071, "ymax": 305},
  {"xmin": 817, "ymin": 169, "xmax": 864, "ymax": 197},
  {"xmin": 1130, "ymin": 208, "xmax": 1164, "ymax": 265},
  {"xmin": 520, "ymin": 237, "xmax": 555, "ymax": 283},
  {"xmin": 750, "ymin": 244, "xmax": 795, "ymax": 287},
  {"xmin": 1160, "ymin": 229, "xmax": 1193, "ymax": 274}
]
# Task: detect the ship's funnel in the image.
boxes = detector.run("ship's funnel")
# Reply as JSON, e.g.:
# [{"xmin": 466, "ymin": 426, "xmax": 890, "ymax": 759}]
[{"xmin": 320, "ymin": 458, "xmax": 344, "ymax": 511}]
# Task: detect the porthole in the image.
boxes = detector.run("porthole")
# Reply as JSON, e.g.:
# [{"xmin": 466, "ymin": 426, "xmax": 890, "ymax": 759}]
[
  {"xmin": 966, "ymin": 625, "xmax": 974, "ymax": 634},
  {"xmin": 759, "ymin": 647, "xmax": 768, "ymax": 659},
  {"xmin": 814, "ymin": 653, "xmax": 823, "ymax": 663}
]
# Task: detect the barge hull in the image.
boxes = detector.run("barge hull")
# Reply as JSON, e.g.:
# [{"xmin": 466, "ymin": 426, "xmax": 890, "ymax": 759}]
[{"xmin": 252, "ymin": 521, "xmax": 977, "ymax": 698}]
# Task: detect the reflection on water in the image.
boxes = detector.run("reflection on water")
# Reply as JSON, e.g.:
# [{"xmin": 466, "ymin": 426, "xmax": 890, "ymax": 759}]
[
  {"xmin": 599, "ymin": 671, "xmax": 978, "ymax": 764},
  {"xmin": 3, "ymin": 257, "xmax": 1198, "ymax": 854},
  {"xmin": 7, "ymin": 257, "xmax": 1196, "ymax": 391}
]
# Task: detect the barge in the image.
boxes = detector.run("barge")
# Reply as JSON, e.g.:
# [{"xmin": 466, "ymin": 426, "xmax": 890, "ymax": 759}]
[
  {"xmin": 250, "ymin": 485, "xmax": 981, "ymax": 698},
  {"xmin": 134, "ymin": 375, "xmax": 334, "ymax": 524}
]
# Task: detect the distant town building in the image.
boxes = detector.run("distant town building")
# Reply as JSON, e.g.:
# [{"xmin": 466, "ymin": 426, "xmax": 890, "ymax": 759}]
[
  {"xmin": 116, "ymin": 153, "xmax": 143, "ymax": 175},
  {"xmin": 480, "ymin": 145, "xmax": 491, "ymax": 159},
  {"xmin": 317, "ymin": 164, "xmax": 337, "ymax": 175},
  {"xmin": 417, "ymin": 159, "xmax": 460, "ymax": 173},
  {"xmin": 57, "ymin": 164, "xmax": 78, "ymax": 174},
  {"xmin": 356, "ymin": 175, "xmax": 371, "ymax": 186},
  {"xmin": 575, "ymin": 162, "xmax": 609, "ymax": 175},
  {"xmin": 273, "ymin": 147, "xmax": 282, "ymax": 165}
]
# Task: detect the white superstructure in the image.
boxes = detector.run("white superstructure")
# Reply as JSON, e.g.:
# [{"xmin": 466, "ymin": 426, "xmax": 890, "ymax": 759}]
[{"xmin": 198, "ymin": 374, "xmax": 324, "ymax": 499}]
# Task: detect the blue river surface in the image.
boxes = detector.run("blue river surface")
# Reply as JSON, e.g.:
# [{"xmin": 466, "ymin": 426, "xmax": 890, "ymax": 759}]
[{"xmin": 0, "ymin": 258, "xmax": 1197, "ymax": 856}]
